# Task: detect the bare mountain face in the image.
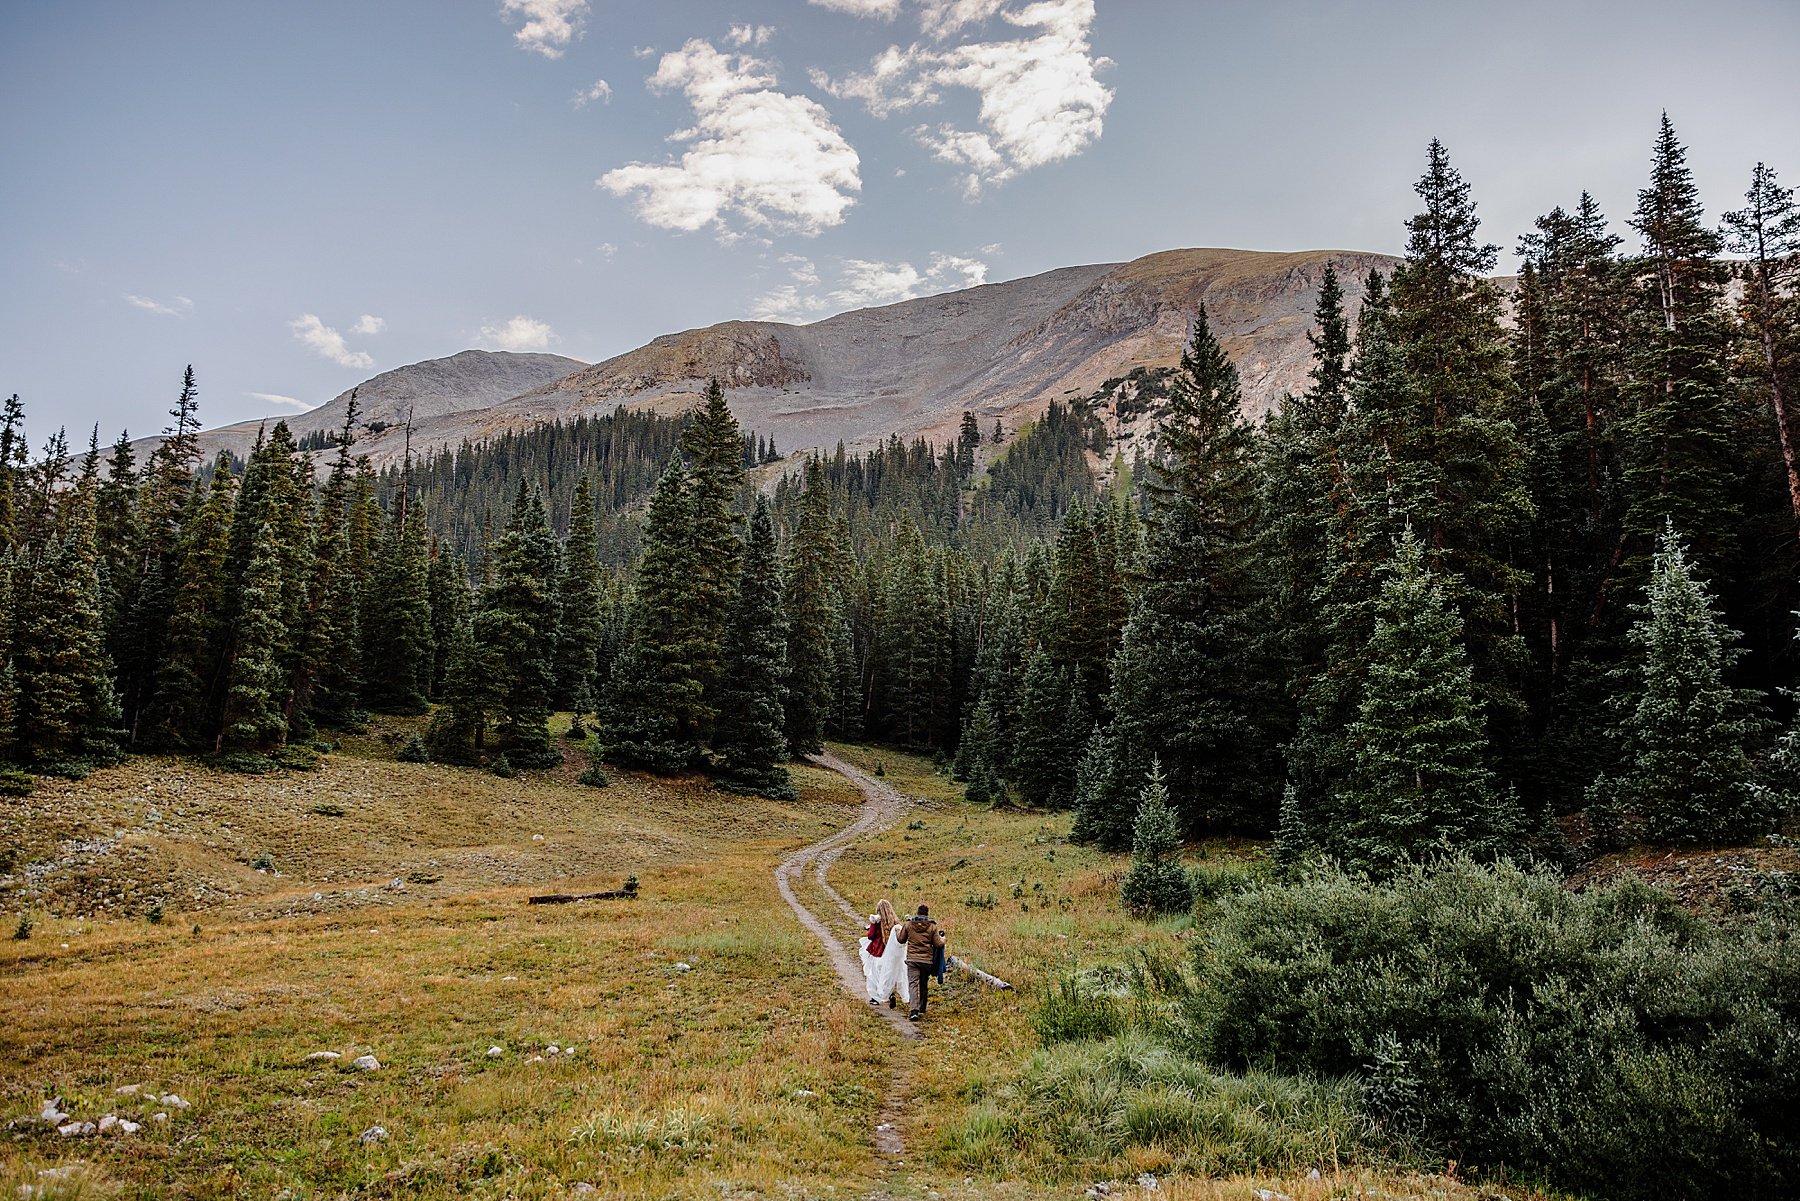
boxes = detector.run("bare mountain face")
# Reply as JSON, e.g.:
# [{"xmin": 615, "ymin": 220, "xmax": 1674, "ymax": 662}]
[
  {"xmin": 176, "ymin": 249, "xmax": 1402, "ymax": 469},
  {"xmin": 144, "ymin": 350, "xmax": 587, "ymax": 465}
]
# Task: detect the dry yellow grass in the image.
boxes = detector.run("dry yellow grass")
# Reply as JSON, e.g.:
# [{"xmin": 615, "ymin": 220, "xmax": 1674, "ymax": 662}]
[{"xmin": 1, "ymin": 730, "xmax": 1562, "ymax": 1200}]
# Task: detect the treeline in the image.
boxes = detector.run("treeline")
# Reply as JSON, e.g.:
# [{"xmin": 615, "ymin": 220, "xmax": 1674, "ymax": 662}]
[{"xmin": 1015, "ymin": 120, "xmax": 1800, "ymax": 874}]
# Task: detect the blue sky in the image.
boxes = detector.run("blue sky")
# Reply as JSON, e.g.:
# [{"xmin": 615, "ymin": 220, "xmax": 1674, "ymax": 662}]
[{"xmin": 4, "ymin": 0, "xmax": 1797, "ymax": 444}]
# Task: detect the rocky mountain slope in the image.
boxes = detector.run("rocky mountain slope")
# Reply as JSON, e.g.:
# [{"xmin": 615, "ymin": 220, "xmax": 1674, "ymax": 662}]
[
  {"xmin": 176, "ymin": 248, "xmax": 1402, "ymax": 468},
  {"xmin": 152, "ymin": 350, "xmax": 587, "ymax": 465}
]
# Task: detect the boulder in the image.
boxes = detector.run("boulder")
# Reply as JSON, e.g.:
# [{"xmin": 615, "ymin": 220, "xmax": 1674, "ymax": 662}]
[
  {"xmin": 351, "ymin": 1054, "xmax": 381, "ymax": 1071},
  {"xmin": 305, "ymin": 1051, "xmax": 342, "ymax": 1062},
  {"xmin": 358, "ymin": 1125, "xmax": 389, "ymax": 1144}
]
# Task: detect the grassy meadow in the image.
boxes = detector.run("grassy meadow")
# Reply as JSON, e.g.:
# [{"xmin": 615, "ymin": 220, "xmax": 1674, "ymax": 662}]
[{"xmin": 2, "ymin": 726, "xmax": 1558, "ymax": 1200}]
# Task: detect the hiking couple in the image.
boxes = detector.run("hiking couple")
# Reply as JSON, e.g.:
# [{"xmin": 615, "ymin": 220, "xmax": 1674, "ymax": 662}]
[{"xmin": 859, "ymin": 899, "xmax": 947, "ymax": 1022}]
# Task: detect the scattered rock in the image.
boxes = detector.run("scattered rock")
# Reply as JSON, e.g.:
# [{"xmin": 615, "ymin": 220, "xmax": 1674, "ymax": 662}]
[
  {"xmin": 1308, "ymin": 1168, "xmax": 1322, "ymax": 1180},
  {"xmin": 1254, "ymin": 1191, "xmax": 1293, "ymax": 1201},
  {"xmin": 358, "ymin": 1125, "xmax": 389, "ymax": 1144},
  {"xmin": 571, "ymin": 1185, "xmax": 598, "ymax": 1196},
  {"xmin": 56, "ymin": 1121, "xmax": 94, "ymax": 1138},
  {"xmin": 38, "ymin": 1098, "xmax": 68, "ymax": 1125},
  {"xmin": 96, "ymin": 1114, "xmax": 119, "ymax": 1134},
  {"xmin": 486, "ymin": 1045, "xmax": 505, "ymax": 1058},
  {"xmin": 674, "ymin": 962, "xmax": 693, "ymax": 972},
  {"xmin": 351, "ymin": 1054, "xmax": 381, "ymax": 1072},
  {"xmin": 150, "ymin": 1112, "xmax": 169, "ymax": 1124},
  {"xmin": 501, "ymin": 975, "xmax": 519, "ymax": 982},
  {"xmin": 117, "ymin": 1119, "xmax": 141, "ymax": 1135},
  {"xmin": 113, "ymin": 1084, "xmax": 141, "ymax": 1097},
  {"xmin": 1136, "ymin": 1174, "xmax": 1159, "ymax": 1192},
  {"xmin": 794, "ymin": 1089, "xmax": 817, "ymax": 1099},
  {"xmin": 527, "ymin": 1055, "xmax": 546, "ymax": 1063},
  {"xmin": 387, "ymin": 878, "xmax": 405, "ymax": 892},
  {"xmin": 532, "ymin": 834, "xmax": 545, "ymax": 842},
  {"xmin": 305, "ymin": 1051, "xmax": 342, "ymax": 1062},
  {"xmin": 160, "ymin": 1094, "xmax": 191, "ymax": 1110}
]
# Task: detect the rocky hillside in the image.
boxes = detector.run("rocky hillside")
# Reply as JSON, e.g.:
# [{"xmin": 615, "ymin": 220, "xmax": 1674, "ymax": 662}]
[
  {"xmin": 145, "ymin": 350, "xmax": 587, "ymax": 465},
  {"xmin": 175, "ymin": 249, "xmax": 1401, "ymax": 468}
]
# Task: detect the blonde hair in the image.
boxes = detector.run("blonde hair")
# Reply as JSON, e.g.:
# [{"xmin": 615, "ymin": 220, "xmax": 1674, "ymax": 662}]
[{"xmin": 875, "ymin": 898, "xmax": 898, "ymax": 935}]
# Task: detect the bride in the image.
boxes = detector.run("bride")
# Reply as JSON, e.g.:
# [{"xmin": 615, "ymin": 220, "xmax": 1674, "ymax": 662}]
[{"xmin": 859, "ymin": 899, "xmax": 910, "ymax": 1010}]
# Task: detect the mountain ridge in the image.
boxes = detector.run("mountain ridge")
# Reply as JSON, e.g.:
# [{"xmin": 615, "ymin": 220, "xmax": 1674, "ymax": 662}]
[{"xmin": 170, "ymin": 248, "xmax": 1403, "ymax": 468}]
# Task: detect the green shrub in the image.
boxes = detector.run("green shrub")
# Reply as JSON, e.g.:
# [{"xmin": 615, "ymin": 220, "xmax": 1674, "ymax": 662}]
[
  {"xmin": 1181, "ymin": 858, "xmax": 1800, "ymax": 1201},
  {"xmin": 310, "ymin": 801, "xmax": 347, "ymax": 817},
  {"xmin": 943, "ymin": 1033, "xmax": 1375, "ymax": 1178},
  {"xmin": 208, "ymin": 751, "xmax": 273, "ymax": 775},
  {"xmin": 396, "ymin": 737, "xmax": 429, "ymax": 763},
  {"xmin": 578, "ymin": 763, "xmax": 610, "ymax": 788},
  {"xmin": 565, "ymin": 718, "xmax": 588, "ymax": 741},
  {"xmin": 1033, "ymin": 972, "xmax": 1127, "ymax": 1046},
  {"xmin": 270, "ymin": 744, "xmax": 321, "ymax": 771},
  {"xmin": 489, "ymin": 754, "xmax": 515, "ymax": 779},
  {"xmin": 12, "ymin": 912, "xmax": 31, "ymax": 941},
  {"xmin": 36, "ymin": 758, "xmax": 95, "ymax": 780},
  {"xmin": 250, "ymin": 851, "xmax": 275, "ymax": 872},
  {"xmin": 1186, "ymin": 856, "xmax": 1267, "ymax": 905},
  {"xmin": 147, "ymin": 899, "xmax": 164, "ymax": 925},
  {"xmin": 0, "ymin": 768, "xmax": 34, "ymax": 797}
]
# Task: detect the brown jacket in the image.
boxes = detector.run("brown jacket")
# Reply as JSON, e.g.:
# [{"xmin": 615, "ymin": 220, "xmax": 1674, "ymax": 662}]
[{"xmin": 897, "ymin": 916, "xmax": 945, "ymax": 965}]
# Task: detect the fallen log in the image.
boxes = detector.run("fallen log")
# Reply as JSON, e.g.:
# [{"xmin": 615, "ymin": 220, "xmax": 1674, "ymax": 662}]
[
  {"xmin": 528, "ymin": 879, "xmax": 638, "ymax": 905},
  {"xmin": 948, "ymin": 954, "xmax": 1012, "ymax": 990}
]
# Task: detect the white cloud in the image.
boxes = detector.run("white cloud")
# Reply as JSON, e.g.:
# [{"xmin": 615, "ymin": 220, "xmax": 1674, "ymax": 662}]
[
  {"xmin": 500, "ymin": 0, "xmax": 587, "ymax": 58},
  {"xmin": 574, "ymin": 78, "xmax": 612, "ymax": 107},
  {"xmin": 597, "ymin": 241, "xmax": 618, "ymax": 259},
  {"xmin": 750, "ymin": 251, "xmax": 988, "ymax": 321},
  {"xmin": 807, "ymin": 0, "xmax": 904, "ymax": 16},
  {"xmin": 290, "ymin": 314, "xmax": 375, "ymax": 370},
  {"xmin": 819, "ymin": 0, "xmax": 1113, "ymax": 194},
  {"xmin": 350, "ymin": 314, "xmax": 386, "ymax": 336},
  {"xmin": 481, "ymin": 315, "xmax": 556, "ymax": 351},
  {"xmin": 123, "ymin": 293, "xmax": 191, "ymax": 317},
  {"xmin": 750, "ymin": 285, "xmax": 830, "ymax": 323},
  {"xmin": 599, "ymin": 39, "xmax": 861, "ymax": 239},
  {"xmin": 247, "ymin": 392, "xmax": 313, "ymax": 412},
  {"xmin": 727, "ymin": 23, "xmax": 776, "ymax": 47},
  {"xmin": 831, "ymin": 252, "xmax": 988, "ymax": 307}
]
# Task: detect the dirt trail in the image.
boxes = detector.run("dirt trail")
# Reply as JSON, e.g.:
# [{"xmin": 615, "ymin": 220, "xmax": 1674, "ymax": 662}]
[{"xmin": 776, "ymin": 752, "xmax": 917, "ymax": 1041}]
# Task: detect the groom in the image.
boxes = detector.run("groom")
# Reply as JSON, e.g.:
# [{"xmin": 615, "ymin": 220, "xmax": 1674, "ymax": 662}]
[{"xmin": 897, "ymin": 903, "xmax": 948, "ymax": 1022}]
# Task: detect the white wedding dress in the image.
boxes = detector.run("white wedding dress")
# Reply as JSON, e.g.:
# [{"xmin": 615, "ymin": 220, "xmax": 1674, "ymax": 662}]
[{"xmin": 859, "ymin": 921, "xmax": 911, "ymax": 1007}]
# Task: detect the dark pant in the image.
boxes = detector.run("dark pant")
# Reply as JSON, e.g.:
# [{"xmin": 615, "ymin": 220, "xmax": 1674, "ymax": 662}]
[{"xmin": 908, "ymin": 962, "xmax": 931, "ymax": 1013}]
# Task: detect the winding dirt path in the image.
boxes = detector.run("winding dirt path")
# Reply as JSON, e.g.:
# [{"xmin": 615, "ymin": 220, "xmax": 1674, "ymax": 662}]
[{"xmin": 776, "ymin": 752, "xmax": 918, "ymax": 1041}]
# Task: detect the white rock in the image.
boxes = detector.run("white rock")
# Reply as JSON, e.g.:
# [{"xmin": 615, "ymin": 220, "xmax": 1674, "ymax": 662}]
[
  {"xmin": 674, "ymin": 962, "xmax": 693, "ymax": 972},
  {"xmin": 388, "ymin": 878, "xmax": 404, "ymax": 891},
  {"xmin": 160, "ymin": 1094, "xmax": 191, "ymax": 1110},
  {"xmin": 97, "ymin": 1114, "xmax": 119, "ymax": 1133},
  {"xmin": 39, "ymin": 1098, "xmax": 68, "ymax": 1125},
  {"xmin": 351, "ymin": 1054, "xmax": 381, "ymax": 1071},
  {"xmin": 571, "ymin": 1185, "xmax": 598, "ymax": 1196},
  {"xmin": 795, "ymin": 1089, "xmax": 817, "ymax": 1098},
  {"xmin": 1136, "ymin": 1174, "xmax": 1159, "ymax": 1192},
  {"xmin": 150, "ymin": 1112, "xmax": 169, "ymax": 1124},
  {"xmin": 547, "ymin": 1044, "xmax": 560, "ymax": 1055},
  {"xmin": 1253, "ymin": 1191, "xmax": 1293, "ymax": 1201},
  {"xmin": 527, "ymin": 1055, "xmax": 545, "ymax": 1063},
  {"xmin": 564, "ymin": 1044, "xmax": 578, "ymax": 1055},
  {"xmin": 486, "ymin": 1045, "xmax": 505, "ymax": 1058},
  {"xmin": 56, "ymin": 1121, "xmax": 94, "ymax": 1138},
  {"xmin": 358, "ymin": 1125, "xmax": 388, "ymax": 1144},
  {"xmin": 118, "ymin": 1119, "xmax": 141, "ymax": 1135},
  {"xmin": 305, "ymin": 1051, "xmax": 342, "ymax": 1062},
  {"xmin": 501, "ymin": 975, "xmax": 519, "ymax": 982},
  {"xmin": 114, "ymin": 1084, "xmax": 140, "ymax": 1096},
  {"xmin": 532, "ymin": 834, "xmax": 544, "ymax": 842},
  {"xmin": 1308, "ymin": 1168, "xmax": 1322, "ymax": 1180}
]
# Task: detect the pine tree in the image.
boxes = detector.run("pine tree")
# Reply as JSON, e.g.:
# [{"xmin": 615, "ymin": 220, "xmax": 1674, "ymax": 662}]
[
  {"xmin": 552, "ymin": 476, "xmax": 604, "ymax": 713},
  {"xmin": 361, "ymin": 499, "xmax": 435, "ymax": 715},
  {"xmin": 782, "ymin": 457, "xmax": 841, "ymax": 755},
  {"xmin": 217, "ymin": 520, "xmax": 289, "ymax": 753},
  {"xmin": 1335, "ymin": 528, "xmax": 1522, "ymax": 872},
  {"xmin": 1107, "ymin": 305, "xmax": 1285, "ymax": 834},
  {"xmin": 426, "ymin": 546, "xmax": 463, "ymax": 702},
  {"xmin": 1012, "ymin": 647, "xmax": 1073, "ymax": 806},
  {"xmin": 1606, "ymin": 526, "xmax": 1770, "ymax": 844},
  {"xmin": 1068, "ymin": 725, "xmax": 1116, "ymax": 845},
  {"xmin": 602, "ymin": 458, "xmax": 709, "ymax": 772},
  {"xmin": 1723, "ymin": 162, "xmax": 1800, "ymax": 533},
  {"xmin": 142, "ymin": 459, "xmax": 235, "ymax": 750},
  {"xmin": 299, "ymin": 407, "xmax": 365, "ymax": 728},
  {"xmin": 1119, "ymin": 760, "xmax": 1193, "ymax": 917},
  {"xmin": 680, "ymin": 380, "xmax": 747, "ymax": 729},
  {"xmin": 713, "ymin": 496, "xmax": 794, "ymax": 798},
  {"xmin": 474, "ymin": 484, "xmax": 560, "ymax": 767},
  {"xmin": 10, "ymin": 480, "xmax": 121, "ymax": 764},
  {"xmin": 424, "ymin": 592, "xmax": 488, "ymax": 764},
  {"xmin": 0, "ymin": 394, "xmax": 25, "ymax": 550},
  {"xmin": 958, "ymin": 696, "xmax": 1006, "ymax": 806},
  {"xmin": 1623, "ymin": 115, "xmax": 1740, "ymax": 579}
]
